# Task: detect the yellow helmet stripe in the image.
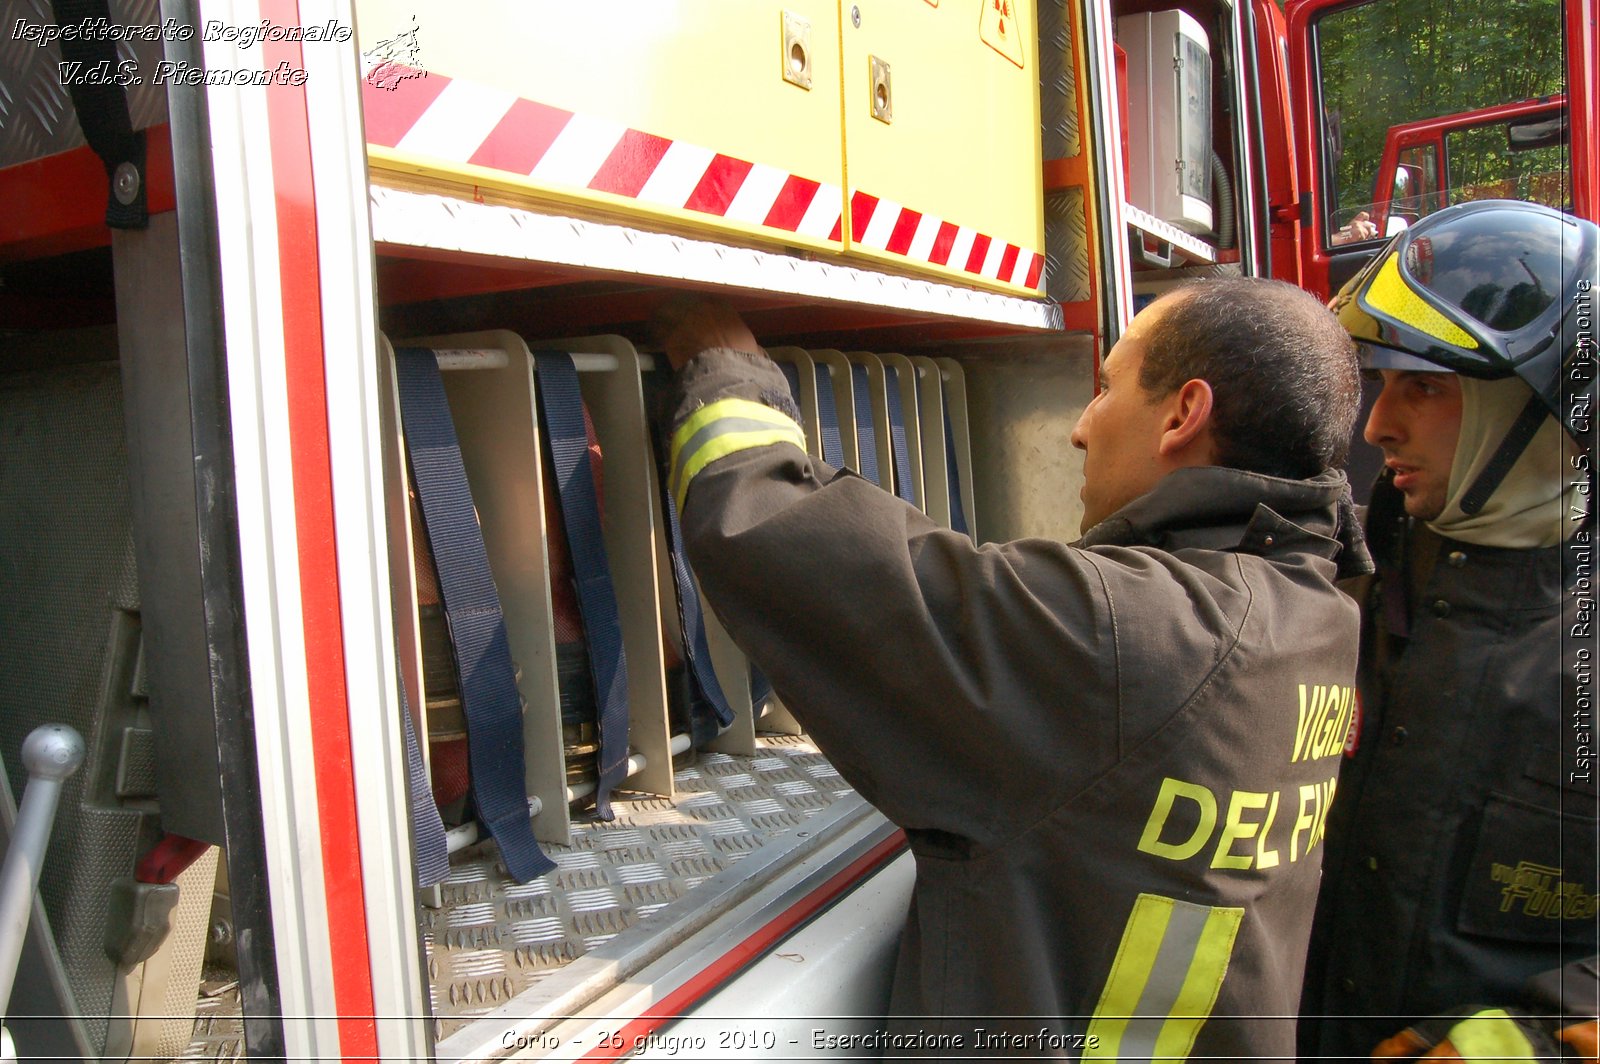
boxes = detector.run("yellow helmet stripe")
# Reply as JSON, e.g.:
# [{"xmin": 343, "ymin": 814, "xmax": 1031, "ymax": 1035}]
[{"xmin": 1363, "ymin": 253, "xmax": 1479, "ymax": 350}]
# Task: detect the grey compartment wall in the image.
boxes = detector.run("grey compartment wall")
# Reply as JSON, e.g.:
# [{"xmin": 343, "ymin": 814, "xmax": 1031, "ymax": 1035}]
[{"xmin": 948, "ymin": 335, "xmax": 1098, "ymax": 546}]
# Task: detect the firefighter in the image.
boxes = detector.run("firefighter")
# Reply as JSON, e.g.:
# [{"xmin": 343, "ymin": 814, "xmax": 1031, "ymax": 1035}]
[
  {"xmin": 657, "ymin": 278, "xmax": 1369, "ymax": 1059},
  {"xmin": 1299, "ymin": 200, "xmax": 1599, "ymax": 1062}
]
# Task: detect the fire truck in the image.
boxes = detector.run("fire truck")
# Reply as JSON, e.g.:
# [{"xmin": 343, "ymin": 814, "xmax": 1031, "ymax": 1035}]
[{"xmin": 0, "ymin": 0, "xmax": 1593, "ymax": 1061}]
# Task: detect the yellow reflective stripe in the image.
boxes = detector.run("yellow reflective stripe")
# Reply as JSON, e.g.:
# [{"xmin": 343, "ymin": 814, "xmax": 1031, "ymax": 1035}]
[
  {"xmin": 1448, "ymin": 1009, "xmax": 1536, "ymax": 1061},
  {"xmin": 1084, "ymin": 893, "xmax": 1243, "ymax": 1062},
  {"xmin": 670, "ymin": 397, "xmax": 798, "ymax": 474},
  {"xmin": 1364, "ymin": 253, "xmax": 1479, "ymax": 350},
  {"xmin": 1151, "ymin": 906, "xmax": 1245, "ymax": 1060},
  {"xmin": 1085, "ymin": 895, "xmax": 1174, "ymax": 1059},
  {"xmin": 672, "ymin": 424, "xmax": 807, "ymax": 511}
]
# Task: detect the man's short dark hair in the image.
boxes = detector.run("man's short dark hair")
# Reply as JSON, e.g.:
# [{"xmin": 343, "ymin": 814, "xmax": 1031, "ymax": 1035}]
[{"xmin": 1138, "ymin": 278, "xmax": 1360, "ymax": 479}]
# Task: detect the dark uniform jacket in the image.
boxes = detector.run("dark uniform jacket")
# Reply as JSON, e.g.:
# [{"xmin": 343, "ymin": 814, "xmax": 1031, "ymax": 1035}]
[
  {"xmin": 1299, "ymin": 476, "xmax": 1599, "ymax": 1061},
  {"xmin": 670, "ymin": 349, "xmax": 1369, "ymax": 1060}
]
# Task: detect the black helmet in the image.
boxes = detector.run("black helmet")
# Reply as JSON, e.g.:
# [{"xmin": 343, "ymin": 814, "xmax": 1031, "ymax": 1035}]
[{"xmin": 1331, "ymin": 199, "xmax": 1596, "ymax": 452}]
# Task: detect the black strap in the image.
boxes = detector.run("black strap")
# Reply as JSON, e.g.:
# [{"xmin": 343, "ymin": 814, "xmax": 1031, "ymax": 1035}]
[
  {"xmin": 397, "ymin": 672, "xmax": 450, "ymax": 887},
  {"xmin": 532, "ymin": 354, "xmax": 631, "ymax": 820},
  {"xmin": 814, "ymin": 364, "xmax": 845, "ymax": 468},
  {"xmin": 943, "ymin": 389, "xmax": 970, "ymax": 536},
  {"xmin": 1459, "ymin": 392, "xmax": 1550, "ymax": 516},
  {"xmin": 393, "ymin": 348, "xmax": 553, "ymax": 882},
  {"xmin": 850, "ymin": 362, "xmax": 881, "ymax": 486},
  {"xmin": 884, "ymin": 365, "xmax": 917, "ymax": 504},
  {"xmin": 49, "ymin": 0, "xmax": 148, "ymax": 229}
]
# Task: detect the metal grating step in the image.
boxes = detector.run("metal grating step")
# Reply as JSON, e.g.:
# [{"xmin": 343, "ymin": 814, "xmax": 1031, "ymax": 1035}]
[{"xmin": 182, "ymin": 736, "xmax": 850, "ymax": 1057}]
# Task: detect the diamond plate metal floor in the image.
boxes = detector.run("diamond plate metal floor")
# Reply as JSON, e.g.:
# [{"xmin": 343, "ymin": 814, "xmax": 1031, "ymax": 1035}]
[{"xmin": 181, "ymin": 735, "xmax": 850, "ymax": 1058}]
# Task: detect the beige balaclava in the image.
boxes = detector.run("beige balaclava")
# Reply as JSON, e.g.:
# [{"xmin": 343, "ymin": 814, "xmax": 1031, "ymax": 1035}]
[{"xmin": 1427, "ymin": 375, "xmax": 1584, "ymax": 549}]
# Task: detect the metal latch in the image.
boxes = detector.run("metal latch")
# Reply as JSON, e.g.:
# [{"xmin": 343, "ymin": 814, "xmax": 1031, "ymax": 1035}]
[
  {"xmin": 869, "ymin": 56, "xmax": 893, "ymax": 123},
  {"xmin": 782, "ymin": 11, "xmax": 812, "ymax": 90}
]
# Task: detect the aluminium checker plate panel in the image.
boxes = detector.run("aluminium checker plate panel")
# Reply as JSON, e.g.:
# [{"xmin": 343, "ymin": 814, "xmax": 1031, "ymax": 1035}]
[
  {"xmin": 183, "ymin": 735, "xmax": 857, "ymax": 1054},
  {"xmin": 0, "ymin": 0, "xmax": 168, "ymax": 169}
]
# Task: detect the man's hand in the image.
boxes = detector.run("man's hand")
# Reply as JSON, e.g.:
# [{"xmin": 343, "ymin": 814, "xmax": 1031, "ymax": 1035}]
[
  {"xmin": 653, "ymin": 295, "xmax": 762, "ymax": 370},
  {"xmin": 1331, "ymin": 210, "xmax": 1379, "ymax": 246},
  {"xmin": 1370, "ymin": 1008, "xmax": 1587, "ymax": 1062},
  {"xmin": 1558, "ymin": 1020, "xmax": 1598, "ymax": 1062}
]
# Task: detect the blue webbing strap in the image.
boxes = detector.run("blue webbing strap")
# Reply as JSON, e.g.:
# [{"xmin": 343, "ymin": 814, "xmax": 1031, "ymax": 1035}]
[
  {"xmin": 777, "ymin": 360, "xmax": 801, "ymax": 403},
  {"xmin": 532, "ymin": 353, "xmax": 630, "ymax": 821},
  {"xmin": 944, "ymin": 386, "xmax": 970, "ymax": 536},
  {"xmin": 883, "ymin": 366, "xmax": 916, "ymax": 504},
  {"xmin": 849, "ymin": 362, "xmax": 881, "ymax": 487},
  {"xmin": 748, "ymin": 362, "xmax": 803, "ymax": 714},
  {"xmin": 393, "ymin": 347, "xmax": 554, "ymax": 882},
  {"xmin": 397, "ymin": 672, "xmax": 450, "ymax": 886},
  {"xmin": 658, "ymin": 453, "xmax": 736, "ymax": 731},
  {"xmin": 813, "ymin": 364, "xmax": 845, "ymax": 468}
]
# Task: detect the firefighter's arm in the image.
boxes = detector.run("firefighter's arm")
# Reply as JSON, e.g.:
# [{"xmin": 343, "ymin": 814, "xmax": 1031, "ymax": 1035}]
[
  {"xmin": 1370, "ymin": 958, "xmax": 1599, "ymax": 1062},
  {"xmin": 656, "ymin": 300, "xmax": 1114, "ymax": 838}
]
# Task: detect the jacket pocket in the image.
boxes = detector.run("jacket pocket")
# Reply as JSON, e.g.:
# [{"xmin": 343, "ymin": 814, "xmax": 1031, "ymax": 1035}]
[
  {"xmin": 1456, "ymin": 793, "xmax": 1598, "ymax": 945},
  {"xmin": 1522, "ymin": 737, "xmax": 1598, "ymax": 797}
]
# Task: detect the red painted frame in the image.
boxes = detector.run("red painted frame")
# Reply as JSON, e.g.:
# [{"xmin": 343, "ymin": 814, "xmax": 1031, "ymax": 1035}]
[
  {"xmin": 259, "ymin": 3, "xmax": 379, "ymax": 1057},
  {"xmin": 1370, "ymin": 96, "xmax": 1566, "ymax": 230},
  {"xmin": 0, "ymin": 124, "xmax": 177, "ymax": 264},
  {"xmin": 1284, "ymin": 0, "xmax": 1597, "ymax": 300}
]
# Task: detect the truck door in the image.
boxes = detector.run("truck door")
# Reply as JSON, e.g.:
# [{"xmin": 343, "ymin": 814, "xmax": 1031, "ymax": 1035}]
[{"xmin": 1283, "ymin": 0, "xmax": 1578, "ymax": 299}]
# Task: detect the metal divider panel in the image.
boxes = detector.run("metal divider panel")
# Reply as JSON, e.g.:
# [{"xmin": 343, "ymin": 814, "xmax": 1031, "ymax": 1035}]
[
  {"xmin": 112, "ymin": 846, "xmax": 221, "ymax": 1061},
  {"xmin": 629, "ymin": 351, "xmax": 760, "ymax": 760},
  {"xmin": 765, "ymin": 347, "xmax": 824, "ymax": 459},
  {"xmin": 378, "ymin": 335, "xmax": 433, "ymax": 812},
  {"xmin": 936, "ymin": 357, "xmax": 979, "ymax": 541},
  {"xmin": 699, "ymin": 591, "xmax": 763, "ymax": 755},
  {"xmin": 677, "ymin": 350, "xmax": 807, "ymax": 743},
  {"xmin": 807, "ymin": 350, "xmax": 859, "ymax": 471},
  {"xmin": 398, "ymin": 331, "xmax": 570, "ymax": 845},
  {"xmin": 910, "ymin": 356, "xmax": 953, "ymax": 528},
  {"xmin": 880, "ymin": 353, "xmax": 927, "ymax": 509},
  {"xmin": 632, "ymin": 353, "xmax": 690, "ymax": 710},
  {"xmin": 845, "ymin": 352, "xmax": 896, "ymax": 494},
  {"xmin": 548, "ymin": 336, "xmax": 674, "ymax": 798}
]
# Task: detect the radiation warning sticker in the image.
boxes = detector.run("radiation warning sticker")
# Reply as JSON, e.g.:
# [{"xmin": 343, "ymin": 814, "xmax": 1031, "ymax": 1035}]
[{"xmin": 980, "ymin": 0, "xmax": 1024, "ymax": 69}]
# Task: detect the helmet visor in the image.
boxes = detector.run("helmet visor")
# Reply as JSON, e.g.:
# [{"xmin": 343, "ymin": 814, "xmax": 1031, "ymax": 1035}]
[{"xmin": 1401, "ymin": 207, "xmax": 1579, "ymax": 333}]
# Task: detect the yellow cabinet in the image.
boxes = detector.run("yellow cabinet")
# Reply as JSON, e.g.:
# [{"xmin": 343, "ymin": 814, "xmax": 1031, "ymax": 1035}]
[
  {"xmin": 356, "ymin": 2, "xmax": 846, "ymax": 255},
  {"xmin": 838, "ymin": 0, "xmax": 1044, "ymax": 294},
  {"xmin": 355, "ymin": 2, "xmax": 1044, "ymax": 295}
]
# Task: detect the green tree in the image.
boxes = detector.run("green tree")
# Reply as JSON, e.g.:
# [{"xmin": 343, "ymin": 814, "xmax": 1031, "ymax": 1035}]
[{"xmin": 1315, "ymin": 0, "xmax": 1564, "ymax": 216}]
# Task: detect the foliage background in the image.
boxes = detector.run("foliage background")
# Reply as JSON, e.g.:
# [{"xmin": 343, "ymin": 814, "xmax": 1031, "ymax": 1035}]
[{"xmin": 1314, "ymin": 0, "xmax": 1566, "ymax": 217}]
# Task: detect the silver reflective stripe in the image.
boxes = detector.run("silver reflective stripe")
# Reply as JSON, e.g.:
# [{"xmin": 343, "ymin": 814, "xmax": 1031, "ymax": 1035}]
[
  {"xmin": 1118, "ymin": 899, "xmax": 1215, "ymax": 1063},
  {"xmin": 670, "ymin": 415, "xmax": 801, "ymax": 494},
  {"xmin": 1084, "ymin": 893, "xmax": 1244, "ymax": 1062}
]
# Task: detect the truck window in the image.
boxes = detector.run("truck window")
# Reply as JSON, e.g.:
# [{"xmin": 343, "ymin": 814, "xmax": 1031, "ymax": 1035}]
[
  {"xmin": 1392, "ymin": 146, "xmax": 1440, "ymax": 226},
  {"xmin": 1444, "ymin": 122, "xmax": 1568, "ymax": 210},
  {"xmin": 1313, "ymin": 0, "xmax": 1564, "ymax": 246}
]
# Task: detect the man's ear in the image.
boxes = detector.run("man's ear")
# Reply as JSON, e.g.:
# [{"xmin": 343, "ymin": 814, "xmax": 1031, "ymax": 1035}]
[{"xmin": 1157, "ymin": 378, "xmax": 1216, "ymax": 460}]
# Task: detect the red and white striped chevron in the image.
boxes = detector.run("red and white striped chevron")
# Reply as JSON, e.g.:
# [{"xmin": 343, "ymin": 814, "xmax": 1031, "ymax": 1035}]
[
  {"xmin": 850, "ymin": 191, "xmax": 1045, "ymax": 291},
  {"xmin": 362, "ymin": 66, "xmax": 843, "ymax": 243},
  {"xmin": 361, "ymin": 68, "xmax": 1044, "ymax": 292}
]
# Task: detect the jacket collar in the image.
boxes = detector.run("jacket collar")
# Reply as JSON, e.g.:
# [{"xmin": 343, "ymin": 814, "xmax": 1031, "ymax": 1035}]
[
  {"xmin": 1078, "ymin": 466, "xmax": 1374, "ymax": 579},
  {"xmin": 1366, "ymin": 475, "xmax": 1566, "ymax": 603}
]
